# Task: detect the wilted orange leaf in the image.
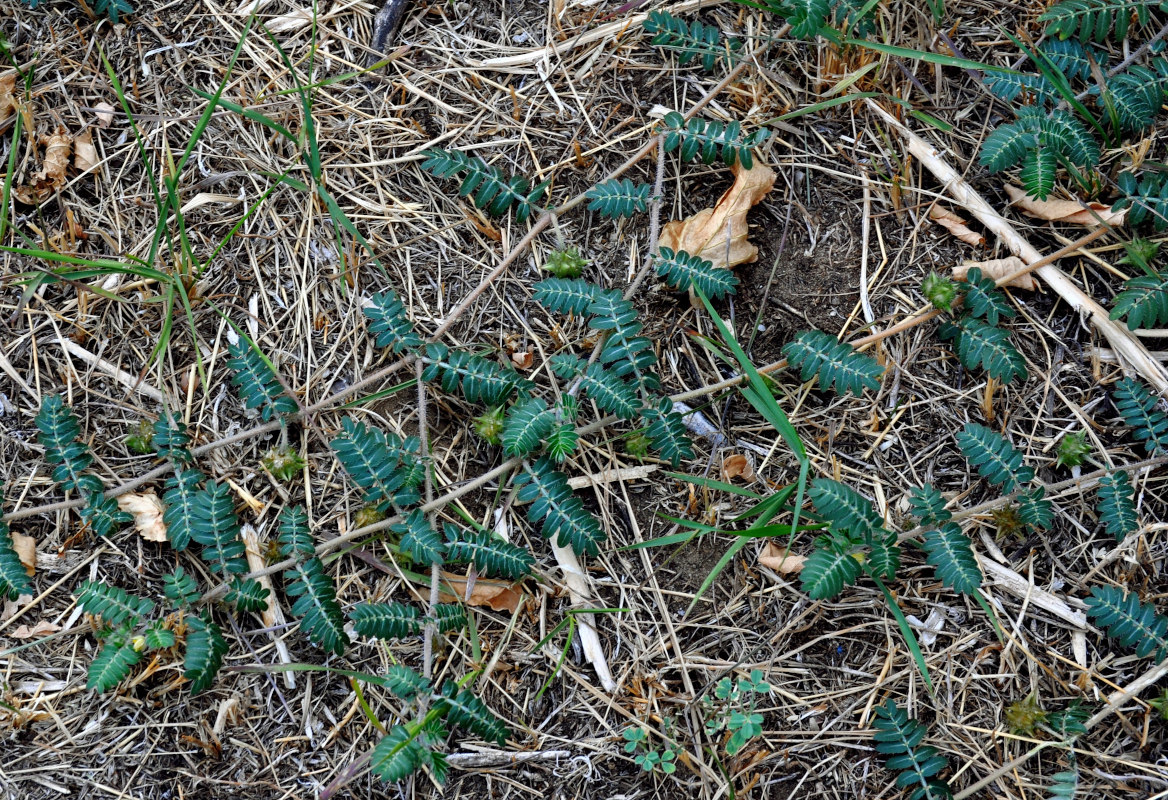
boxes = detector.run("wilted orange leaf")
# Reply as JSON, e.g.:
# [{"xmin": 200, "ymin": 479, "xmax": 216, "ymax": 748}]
[
  {"xmin": 929, "ymin": 205, "xmax": 984, "ymax": 246},
  {"xmin": 758, "ymin": 542, "xmax": 806, "ymax": 575},
  {"xmin": 721, "ymin": 453, "xmax": 755, "ymax": 482},
  {"xmin": 659, "ymin": 161, "xmax": 776, "ymax": 269},
  {"xmin": 437, "ymin": 572, "xmax": 525, "ymax": 613},
  {"xmin": 953, "ymin": 257, "xmax": 1036, "ymax": 290},
  {"xmin": 1006, "ymin": 186, "xmax": 1126, "ymax": 227},
  {"xmin": 12, "ymin": 533, "xmax": 36, "ymax": 576},
  {"xmin": 117, "ymin": 492, "xmax": 168, "ymax": 542}
]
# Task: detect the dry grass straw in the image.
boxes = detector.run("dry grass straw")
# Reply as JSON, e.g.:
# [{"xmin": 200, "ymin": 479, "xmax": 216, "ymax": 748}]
[{"xmin": 0, "ymin": 0, "xmax": 1166, "ymax": 798}]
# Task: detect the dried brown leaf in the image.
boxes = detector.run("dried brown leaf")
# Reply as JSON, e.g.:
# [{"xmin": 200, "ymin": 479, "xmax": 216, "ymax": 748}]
[
  {"xmin": 437, "ymin": 572, "xmax": 525, "ymax": 613},
  {"xmin": 117, "ymin": 492, "xmax": 168, "ymax": 542},
  {"xmin": 14, "ymin": 129, "xmax": 73, "ymax": 205},
  {"xmin": 9, "ymin": 620, "xmax": 61, "ymax": 639},
  {"xmin": 93, "ymin": 102, "xmax": 116, "ymax": 128},
  {"xmin": 953, "ymin": 257, "xmax": 1036, "ymax": 290},
  {"xmin": 1005, "ymin": 185, "xmax": 1126, "ymax": 227},
  {"xmin": 929, "ymin": 205, "xmax": 984, "ymax": 245},
  {"xmin": 721, "ymin": 453, "xmax": 755, "ymax": 482},
  {"xmin": 0, "ymin": 73, "xmax": 14, "ymax": 123},
  {"xmin": 659, "ymin": 161, "xmax": 776, "ymax": 269},
  {"xmin": 41, "ymin": 130, "xmax": 71, "ymax": 183},
  {"xmin": 758, "ymin": 542, "xmax": 806, "ymax": 575},
  {"xmin": 12, "ymin": 533, "xmax": 36, "ymax": 576},
  {"xmin": 74, "ymin": 128, "xmax": 98, "ymax": 173}
]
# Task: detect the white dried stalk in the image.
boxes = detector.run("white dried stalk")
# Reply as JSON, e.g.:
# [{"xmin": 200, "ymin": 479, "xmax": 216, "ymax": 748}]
[
  {"xmin": 866, "ymin": 100, "xmax": 1168, "ymax": 394},
  {"xmin": 550, "ymin": 540, "xmax": 617, "ymax": 692},
  {"xmin": 240, "ymin": 524, "xmax": 295, "ymax": 688}
]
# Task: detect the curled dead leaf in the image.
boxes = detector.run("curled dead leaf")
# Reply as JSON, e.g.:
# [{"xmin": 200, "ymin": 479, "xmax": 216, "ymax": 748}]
[
  {"xmin": 953, "ymin": 257, "xmax": 1036, "ymax": 291},
  {"xmin": 929, "ymin": 205, "xmax": 984, "ymax": 246},
  {"xmin": 9, "ymin": 620, "xmax": 61, "ymax": 639},
  {"xmin": 721, "ymin": 453, "xmax": 755, "ymax": 482},
  {"xmin": 117, "ymin": 492, "xmax": 168, "ymax": 542},
  {"xmin": 12, "ymin": 532, "xmax": 36, "ymax": 576},
  {"xmin": 74, "ymin": 128, "xmax": 97, "ymax": 172},
  {"xmin": 437, "ymin": 571, "xmax": 525, "ymax": 613},
  {"xmin": 93, "ymin": 102, "xmax": 116, "ymax": 128},
  {"xmin": 1005, "ymin": 185, "xmax": 1126, "ymax": 228},
  {"xmin": 659, "ymin": 161, "xmax": 776, "ymax": 269},
  {"xmin": 758, "ymin": 542, "xmax": 806, "ymax": 575},
  {"xmin": 0, "ymin": 73, "xmax": 14, "ymax": 123},
  {"xmin": 14, "ymin": 129, "xmax": 73, "ymax": 205},
  {"xmin": 511, "ymin": 351, "xmax": 534, "ymax": 370}
]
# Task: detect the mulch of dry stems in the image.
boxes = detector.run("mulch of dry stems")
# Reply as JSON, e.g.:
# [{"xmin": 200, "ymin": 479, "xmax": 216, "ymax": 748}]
[{"xmin": 0, "ymin": 0, "xmax": 1166, "ymax": 798}]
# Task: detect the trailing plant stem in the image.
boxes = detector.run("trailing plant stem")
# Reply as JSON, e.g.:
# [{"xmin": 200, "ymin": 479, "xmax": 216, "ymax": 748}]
[{"xmin": 0, "ymin": 57, "xmax": 753, "ymax": 527}]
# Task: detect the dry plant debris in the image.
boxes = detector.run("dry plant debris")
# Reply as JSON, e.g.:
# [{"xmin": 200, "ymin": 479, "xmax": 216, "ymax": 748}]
[{"xmin": 0, "ymin": 1, "xmax": 1166, "ymax": 799}]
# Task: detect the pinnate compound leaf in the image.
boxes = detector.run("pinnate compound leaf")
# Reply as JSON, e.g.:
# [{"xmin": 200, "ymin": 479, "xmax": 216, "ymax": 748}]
[
  {"xmin": 801, "ymin": 543, "xmax": 862, "ymax": 600},
  {"xmin": 956, "ymin": 423, "xmax": 1034, "ymax": 492},
  {"xmin": 184, "ymin": 615, "xmax": 228, "ymax": 694},
  {"xmin": 75, "ymin": 580, "xmax": 155, "ymax": 626},
  {"xmin": 921, "ymin": 522, "xmax": 981, "ymax": 595},
  {"xmin": 87, "ymin": 639, "xmax": 143, "ymax": 692},
  {"xmin": 1096, "ymin": 470, "xmax": 1139, "ymax": 542},
  {"xmin": 349, "ymin": 601, "xmax": 422, "ymax": 640},
  {"xmin": 1084, "ymin": 586, "xmax": 1168, "ymax": 661},
  {"xmin": 783, "ymin": 330, "xmax": 883, "ymax": 397}
]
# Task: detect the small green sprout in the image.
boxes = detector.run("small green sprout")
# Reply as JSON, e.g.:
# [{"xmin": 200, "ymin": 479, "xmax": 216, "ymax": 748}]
[
  {"xmin": 262, "ymin": 445, "xmax": 306, "ymax": 482},
  {"xmin": 473, "ymin": 406, "xmax": 505, "ymax": 445},
  {"xmin": 1055, "ymin": 431, "xmax": 1091, "ymax": 468},
  {"xmin": 922, "ymin": 271, "xmax": 958, "ymax": 312},
  {"xmin": 543, "ymin": 247, "xmax": 588, "ymax": 278}
]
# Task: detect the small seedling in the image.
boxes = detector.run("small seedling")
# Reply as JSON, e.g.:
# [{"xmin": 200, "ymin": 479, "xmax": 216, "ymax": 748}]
[
  {"xmin": 262, "ymin": 445, "xmax": 306, "ymax": 482},
  {"xmin": 703, "ymin": 669, "xmax": 770, "ymax": 755},
  {"xmin": 622, "ymin": 726, "xmax": 678, "ymax": 774},
  {"xmin": 922, "ymin": 271, "xmax": 958, "ymax": 312},
  {"xmin": 1055, "ymin": 431, "xmax": 1091, "ymax": 468},
  {"xmin": 543, "ymin": 247, "xmax": 588, "ymax": 278}
]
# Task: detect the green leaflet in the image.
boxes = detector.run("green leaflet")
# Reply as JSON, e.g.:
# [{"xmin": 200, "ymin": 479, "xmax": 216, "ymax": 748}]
[
  {"xmin": 1085, "ymin": 586, "xmax": 1168, "ymax": 661},
  {"xmin": 955, "ymin": 423, "xmax": 1035, "ymax": 492},
  {"xmin": 921, "ymin": 522, "xmax": 981, "ymax": 595},
  {"xmin": 226, "ymin": 337, "xmax": 297, "ymax": 421},
  {"xmin": 872, "ymin": 699, "xmax": 953, "ymax": 800},
  {"xmin": 783, "ymin": 330, "xmax": 883, "ymax": 397}
]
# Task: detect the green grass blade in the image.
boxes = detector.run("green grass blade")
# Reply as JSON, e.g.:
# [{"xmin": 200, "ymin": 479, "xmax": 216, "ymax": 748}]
[
  {"xmin": 685, "ymin": 535, "xmax": 751, "ymax": 615},
  {"xmin": 664, "ymin": 471, "xmax": 762, "ymax": 499},
  {"xmin": 872, "ymin": 575, "xmax": 935, "ymax": 694}
]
